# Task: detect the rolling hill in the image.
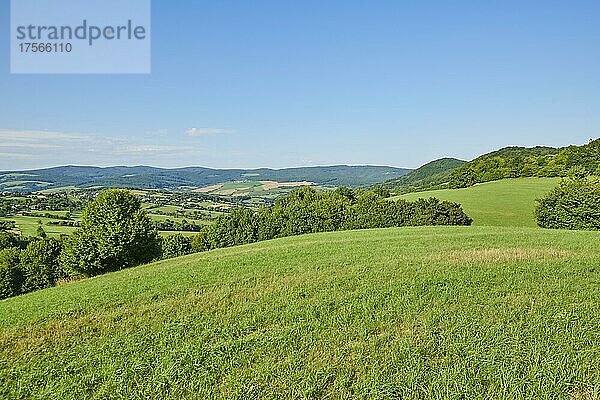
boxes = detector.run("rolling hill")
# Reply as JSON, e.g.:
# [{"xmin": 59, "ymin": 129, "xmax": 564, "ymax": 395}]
[
  {"xmin": 381, "ymin": 157, "xmax": 466, "ymax": 193},
  {"xmin": 0, "ymin": 165, "xmax": 411, "ymax": 193},
  {"xmin": 397, "ymin": 177, "xmax": 561, "ymax": 227},
  {"xmin": 1, "ymin": 226, "xmax": 598, "ymax": 398},
  {"xmin": 447, "ymin": 138, "xmax": 599, "ymax": 188},
  {"xmin": 380, "ymin": 138, "xmax": 599, "ymax": 195}
]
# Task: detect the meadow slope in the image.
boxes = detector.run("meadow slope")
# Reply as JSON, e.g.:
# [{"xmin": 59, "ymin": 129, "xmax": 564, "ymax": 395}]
[
  {"xmin": 397, "ymin": 178, "xmax": 560, "ymax": 227},
  {"xmin": 1, "ymin": 226, "xmax": 599, "ymax": 399}
]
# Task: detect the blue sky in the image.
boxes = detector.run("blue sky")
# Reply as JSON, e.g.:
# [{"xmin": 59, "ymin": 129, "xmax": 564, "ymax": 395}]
[{"xmin": 1, "ymin": 0, "xmax": 599, "ymax": 170}]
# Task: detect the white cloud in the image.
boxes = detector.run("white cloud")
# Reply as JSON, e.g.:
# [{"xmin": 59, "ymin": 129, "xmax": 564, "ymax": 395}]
[
  {"xmin": 185, "ymin": 127, "xmax": 235, "ymax": 137},
  {"xmin": 0, "ymin": 129, "xmax": 86, "ymax": 142},
  {"xmin": 119, "ymin": 145, "xmax": 182, "ymax": 154},
  {"xmin": 0, "ymin": 142, "xmax": 61, "ymax": 149},
  {"xmin": 0, "ymin": 152, "xmax": 36, "ymax": 160},
  {"xmin": 0, "ymin": 129, "xmax": 199, "ymax": 170}
]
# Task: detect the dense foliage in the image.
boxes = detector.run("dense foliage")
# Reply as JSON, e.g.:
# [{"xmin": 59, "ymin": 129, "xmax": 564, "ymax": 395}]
[
  {"xmin": 200, "ymin": 187, "xmax": 472, "ymax": 250},
  {"xmin": 536, "ymin": 178, "xmax": 600, "ymax": 230},
  {"xmin": 153, "ymin": 219, "xmax": 202, "ymax": 232},
  {"xmin": 0, "ymin": 247, "xmax": 23, "ymax": 299},
  {"xmin": 448, "ymin": 139, "xmax": 599, "ymax": 188},
  {"xmin": 61, "ymin": 189, "xmax": 162, "ymax": 277},
  {"xmin": 20, "ymin": 238, "xmax": 65, "ymax": 292},
  {"xmin": 161, "ymin": 234, "xmax": 193, "ymax": 259},
  {"xmin": 0, "ymin": 238, "xmax": 67, "ymax": 299},
  {"xmin": 383, "ymin": 158, "xmax": 467, "ymax": 193}
]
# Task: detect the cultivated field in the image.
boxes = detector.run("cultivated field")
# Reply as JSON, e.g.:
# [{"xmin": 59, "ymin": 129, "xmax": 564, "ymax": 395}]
[{"xmin": 1, "ymin": 226, "xmax": 598, "ymax": 399}]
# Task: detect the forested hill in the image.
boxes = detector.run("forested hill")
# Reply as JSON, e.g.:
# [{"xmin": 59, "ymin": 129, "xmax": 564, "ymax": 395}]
[
  {"xmin": 0, "ymin": 165, "xmax": 410, "ymax": 193},
  {"xmin": 381, "ymin": 158, "xmax": 466, "ymax": 194},
  {"xmin": 447, "ymin": 138, "xmax": 600, "ymax": 188}
]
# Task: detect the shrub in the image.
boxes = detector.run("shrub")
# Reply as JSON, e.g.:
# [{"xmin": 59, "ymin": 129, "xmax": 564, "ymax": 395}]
[
  {"xmin": 0, "ymin": 231, "xmax": 18, "ymax": 251},
  {"xmin": 202, "ymin": 187, "xmax": 472, "ymax": 252},
  {"xmin": 191, "ymin": 231, "xmax": 210, "ymax": 253},
  {"xmin": 0, "ymin": 220, "xmax": 16, "ymax": 232},
  {"xmin": 0, "ymin": 247, "xmax": 23, "ymax": 299},
  {"xmin": 536, "ymin": 178, "xmax": 600, "ymax": 230},
  {"xmin": 61, "ymin": 189, "xmax": 162, "ymax": 277},
  {"xmin": 20, "ymin": 238, "xmax": 64, "ymax": 293},
  {"xmin": 161, "ymin": 234, "xmax": 193, "ymax": 259},
  {"xmin": 205, "ymin": 208, "xmax": 259, "ymax": 249},
  {"xmin": 60, "ymin": 230, "xmax": 102, "ymax": 278},
  {"xmin": 409, "ymin": 198, "xmax": 473, "ymax": 226}
]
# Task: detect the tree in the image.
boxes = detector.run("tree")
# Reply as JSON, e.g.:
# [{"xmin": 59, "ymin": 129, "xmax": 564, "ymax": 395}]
[
  {"xmin": 61, "ymin": 189, "xmax": 161, "ymax": 277},
  {"xmin": 20, "ymin": 238, "xmax": 64, "ymax": 292},
  {"xmin": 536, "ymin": 178, "xmax": 600, "ymax": 230},
  {"xmin": 161, "ymin": 234, "xmax": 192, "ymax": 259},
  {"xmin": 0, "ymin": 247, "xmax": 23, "ymax": 299},
  {"xmin": 372, "ymin": 184, "xmax": 391, "ymax": 198},
  {"xmin": 205, "ymin": 208, "xmax": 259, "ymax": 249},
  {"xmin": 191, "ymin": 231, "xmax": 210, "ymax": 253},
  {"xmin": 36, "ymin": 223, "xmax": 47, "ymax": 238},
  {"xmin": 0, "ymin": 220, "xmax": 16, "ymax": 232},
  {"xmin": 0, "ymin": 231, "xmax": 18, "ymax": 251}
]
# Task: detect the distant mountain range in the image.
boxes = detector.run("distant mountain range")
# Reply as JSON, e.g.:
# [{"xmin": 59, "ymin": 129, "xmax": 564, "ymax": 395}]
[{"xmin": 0, "ymin": 165, "xmax": 411, "ymax": 192}]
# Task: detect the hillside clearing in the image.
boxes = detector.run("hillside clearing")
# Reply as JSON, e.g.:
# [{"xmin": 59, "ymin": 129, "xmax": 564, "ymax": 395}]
[
  {"xmin": 1, "ymin": 226, "xmax": 599, "ymax": 399},
  {"xmin": 396, "ymin": 178, "xmax": 560, "ymax": 227}
]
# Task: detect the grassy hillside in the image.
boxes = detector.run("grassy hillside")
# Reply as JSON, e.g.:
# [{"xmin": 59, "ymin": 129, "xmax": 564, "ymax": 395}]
[
  {"xmin": 382, "ymin": 158, "xmax": 466, "ymax": 193},
  {"xmin": 1, "ymin": 226, "xmax": 599, "ymax": 399},
  {"xmin": 397, "ymin": 178, "xmax": 560, "ymax": 227}
]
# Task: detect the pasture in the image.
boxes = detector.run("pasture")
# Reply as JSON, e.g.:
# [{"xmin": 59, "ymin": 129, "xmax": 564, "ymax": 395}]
[
  {"xmin": 1, "ymin": 226, "xmax": 598, "ymax": 399},
  {"xmin": 396, "ymin": 178, "xmax": 560, "ymax": 227}
]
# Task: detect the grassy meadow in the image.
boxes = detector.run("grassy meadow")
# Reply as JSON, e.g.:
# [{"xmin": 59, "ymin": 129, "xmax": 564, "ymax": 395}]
[
  {"xmin": 1, "ymin": 226, "xmax": 599, "ymax": 399},
  {"xmin": 0, "ymin": 215, "xmax": 77, "ymax": 237},
  {"xmin": 396, "ymin": 178, "xmax": 560, "ymax": 227}
]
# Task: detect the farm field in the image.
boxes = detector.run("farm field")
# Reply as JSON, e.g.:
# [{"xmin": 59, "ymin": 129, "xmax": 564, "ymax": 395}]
[
  {"xmin": 0, "ymin": 215, "xmax": 77, "ymax": 237},
  {"xmin": 396, "ymin": 178, "xmax": 560, "ymax": 227},
  {"xmin": 194, "ymin": 180, "xmax": 316, "ymax": 199},
  {"xmin": 0, "ymin": 189, "xmax": 231, "ymax": 238},
  {"xmin": 0, "ymin": 214, "xmax": 203, "ymax": 238},
  {"xmin": 1, "ymin": 226, "xmax": 599, "ymax": 399}
]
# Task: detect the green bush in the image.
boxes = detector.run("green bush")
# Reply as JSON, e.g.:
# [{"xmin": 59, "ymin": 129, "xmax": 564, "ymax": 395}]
[
  {"xmin": 0, "ymin": 220, "xmax": 16, "ymax": 232},
  {"xmin": 191, "ymin": 231, "xmax": 210, "ymax": 253},
  {"xmin": 409, "ymin": 198, "xmax": 474, "ymax": 226},
  {"xmin": 60, "ymin": 231, "xmax": 101, "ymax": 278},
  {"xmin": 0, "ymin": 247, "xmax": 23, "ymax": 300},
  {"xmin": 161, "ymin": 234, "xmax": 193, "ymax": 259},
  {"xmin": 536, "ymin": 178, "xmax": 600, "ymax": 230},
  {"xmin": 0, "ymin": 232, "xmax": 19, "ymax": 251},
  {"xmin": 61, "ymin": 189, "xmax": 162, "ymax": 277},
  {"xmin": 205, "ymin": 208, "xmax": 259, "ymax": 249},
  {"xmin": 201, "ymin": 187, "xmax": 471, "ymax": 251},
  {"xmin": 20, "ymin": 238, "xmax": 64, "ymax": 293}
]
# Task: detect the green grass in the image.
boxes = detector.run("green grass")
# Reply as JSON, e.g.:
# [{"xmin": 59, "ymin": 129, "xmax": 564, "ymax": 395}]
[
  {"xmin": 1, "ymin": 226, "xmax": 599, "ymax": 399},
  {"xmin": 396, "ymin": 178, "xmax": 560, "ymax": 227},
  {"xmin": 158, "ymin": 230, "xmax": 198, "ymax": 238},
  {"xmin": 0, "ymin": 215, "xmax": 76, "ymax": 237},
  {"xmin": 148, "ymin": 213, "xmax": 210, "ymax": 225}
]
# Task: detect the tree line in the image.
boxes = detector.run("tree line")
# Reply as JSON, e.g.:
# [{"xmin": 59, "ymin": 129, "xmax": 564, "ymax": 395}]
[
  {"xmin": 448, "ymin": 138, "xmax": 600, "ymax": 188},
  {"xmin": 1, "ymin": 187, "xmax": 472, "ymax": 299}
]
